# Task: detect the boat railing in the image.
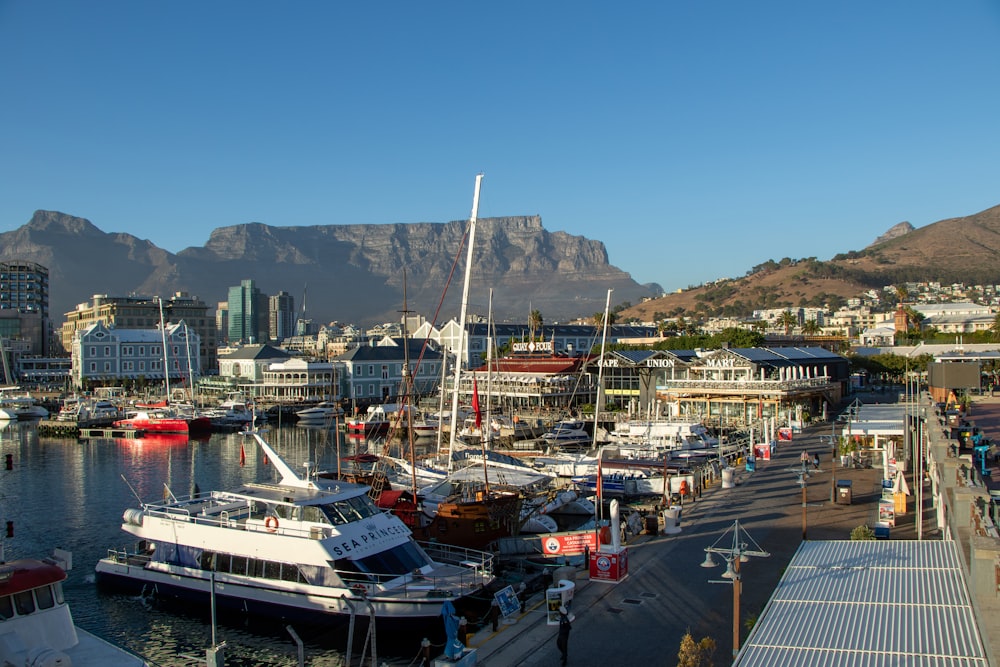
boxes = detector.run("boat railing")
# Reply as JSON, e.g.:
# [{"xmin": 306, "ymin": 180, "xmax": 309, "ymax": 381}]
[{"xmin": 332, "ymin": 542, "xmax": 493, "ymax": 597}]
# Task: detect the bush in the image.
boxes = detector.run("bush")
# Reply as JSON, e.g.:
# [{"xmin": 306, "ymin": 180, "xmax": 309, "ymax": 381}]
[{"xmin": 850, "ymin": 524, "xmax": 876, "ymax": 541}]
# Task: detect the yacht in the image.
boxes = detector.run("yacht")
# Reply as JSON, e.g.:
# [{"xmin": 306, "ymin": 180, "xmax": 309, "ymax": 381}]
[
  {"xmin": 0, "ymin": 394, "xmax": 49, "ymax": 421},
  {"xmin": 541, "ymin": 420, "xmax": 591, "ymax": 450},
  {"xmin": 294, "ymin": 401, "xmax": 343, "ymax": 423},
  {"xmin": 95, "ymin": 429, "xmax": 494, "ymax": 628},
  {"xmin": 0, "ymin": 549, "xmax": 147, "ymax": 666}
]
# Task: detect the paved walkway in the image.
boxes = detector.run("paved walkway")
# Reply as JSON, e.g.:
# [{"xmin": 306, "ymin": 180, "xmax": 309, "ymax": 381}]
[{"xmin": 456, "ymin": 417, "xmax": 927, "ymax": 666}]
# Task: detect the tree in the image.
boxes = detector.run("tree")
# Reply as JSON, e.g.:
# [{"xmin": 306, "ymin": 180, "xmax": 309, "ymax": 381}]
[
  {"xmin": 801, "ymin": 319, "xmax": 821, "ymax": 335},
  {"xmin": 779, "ymin": 310, "xmax": 798, "ymax": 335},
  {"xmin": 677, "ymin": 630, "xmax": 716, "ymax": 667},
  {"xmin": 592, "ymin": 311, "xmax": 616, "ymax": 328},
  {"xmin": 990, "ymin": 313, "xmax": 1000, "ymax": 341},
  {"xmin": 528, "ymin": 309, "xmax": 543, "ymax": 340}
]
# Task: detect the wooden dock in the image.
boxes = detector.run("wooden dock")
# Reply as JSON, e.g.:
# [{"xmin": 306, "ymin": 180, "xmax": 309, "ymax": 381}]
[{"xmin": 37, "ymin": 419, "xmax": 142, "ymax": 439}]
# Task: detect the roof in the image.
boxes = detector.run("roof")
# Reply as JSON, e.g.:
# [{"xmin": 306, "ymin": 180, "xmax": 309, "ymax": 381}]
[
  {"xmin": 734, "ymin": 540, "xmax": 989, "ymax": 666},
  {"xmin": 337, "ymin": 341, "xmax": 443, "ymax": 362},
  {"xmin": 220, "ymin": 344, "xmax": 291, "ymax": 361}
]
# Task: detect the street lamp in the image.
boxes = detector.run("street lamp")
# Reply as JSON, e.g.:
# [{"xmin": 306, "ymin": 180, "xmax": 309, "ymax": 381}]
[{"xmin": 700, "ymin": 519, "xmax": 770, "ymax": 658}]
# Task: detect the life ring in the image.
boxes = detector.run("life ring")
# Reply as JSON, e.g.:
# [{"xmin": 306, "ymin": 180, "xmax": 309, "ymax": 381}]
[
  {"xmin": 679, "ymin": 480, "xmax": 689, "ymax": 497},
  {"xmin": 351, "ymin": 583, "xmax": 367, "ymax": 595},
  {"xmin": 265, "ymin": 516, "xmax": 279, "ymax": 532}
]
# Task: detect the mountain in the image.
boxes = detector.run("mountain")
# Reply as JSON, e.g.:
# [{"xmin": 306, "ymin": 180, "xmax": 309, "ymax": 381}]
[
  {"xmin": 0, "ymin": 211, "xmax": 661, "ymax": 326},
  {"xmin": 622, "ymin": 202, "xmax": 1000, "ymax": 323}
]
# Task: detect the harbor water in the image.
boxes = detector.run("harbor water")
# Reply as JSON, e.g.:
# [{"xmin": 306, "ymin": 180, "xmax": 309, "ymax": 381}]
[{"xmin": 0, "ymin": 420, "xmax": 437, "ymax": 666}]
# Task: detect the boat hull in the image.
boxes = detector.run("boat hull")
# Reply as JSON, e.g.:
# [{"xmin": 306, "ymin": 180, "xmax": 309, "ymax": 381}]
[{"xmin": 94, "ymin": 558, "xmax": 481, "ymax": 630}]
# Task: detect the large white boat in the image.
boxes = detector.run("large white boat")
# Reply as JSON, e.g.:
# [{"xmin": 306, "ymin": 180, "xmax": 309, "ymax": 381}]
[
  {"xmin": 0, "ymin": 393, "xmax": 49, "ymax": 421},
  {"xmin": 294, "ymin": 401, "xmax": 343, "ymax": 423},
  {"xmin": 94, "ymin": 429, "xmax": 494, "ymax": 630},
  {"xmin": 540, "ymin": 420, "xmax": 591, "ymax": 450},
  {"xmin": 0, "ymin": 549, "xmax": 146, "ymax": 666}
]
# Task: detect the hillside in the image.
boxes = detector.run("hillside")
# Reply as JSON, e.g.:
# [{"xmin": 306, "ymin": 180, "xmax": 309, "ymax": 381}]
[{"xmin": 623, "ymin": 202, "xmax": 1000, "ymax": 323}]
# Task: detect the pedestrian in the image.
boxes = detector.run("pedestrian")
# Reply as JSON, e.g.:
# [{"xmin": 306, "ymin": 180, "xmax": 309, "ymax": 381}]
[
  {"xmin": 556, "ymin": 606, "xmax": 572, "ymax": 665},
  {"xmin": 800, "ymin": 451, "xmax": 809, "ymax": 466},
  {"xmin": 813, "ymin": 453, "xmax": 820, "ymax": 470}
]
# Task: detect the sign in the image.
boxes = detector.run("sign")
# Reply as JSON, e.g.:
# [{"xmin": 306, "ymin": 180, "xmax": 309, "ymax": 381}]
[
  {"xmin": 512, "ymin": 341, "xmax": 553, "ymax": 353},
  {"xmin": 589, "ymin": 546, "xmax": 628, "ymax": 583},
  {"xmin": 778, "ymin": 427, "xmax": 793, "ymax": 441},
  {"xmin": 753, "ymin": 443, "xmax": 772, "ymax": 461},
  {"xmin": 493, "ymin": 585, "xmax": 521, "ymax": 618},
  {"xmin": 541, "ymin": 530, "xmax": 599, "ymax": 557}
]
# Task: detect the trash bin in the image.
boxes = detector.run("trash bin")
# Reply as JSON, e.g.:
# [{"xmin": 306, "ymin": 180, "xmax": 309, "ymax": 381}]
[
  {"xmin": 836, "ymin": 479, "xmax": 853, "ymax": 505},
  {"xmin": 745, "ymin": 456, "xmax": 756, "ymax": 472},
  {"xmin": 721, "ymin": 467, "xmax": 735, "ymax": 488},
  {"xmin": 662, "ymin": 506, "xmax": 682, "ymax": 535}
]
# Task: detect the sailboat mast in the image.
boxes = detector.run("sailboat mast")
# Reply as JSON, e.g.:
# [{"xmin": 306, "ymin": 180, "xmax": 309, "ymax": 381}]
[
  {"xmin": 481, "ymin": 288, "xmax": 494, "ymax": 494},
  {"xmin": 594, "ymin": 288, "xmax": 612, "ymax": 523},
  {"xmin": 448, "ymin": 174, "xmax": 483, "ymax": 474},
  {"xmin": 400, "ymin": 269, "xmax": 418, "ymax": 495},
  {"xmin": 158, "ymin": 296, "xmax": 171, "ymax": 401}
]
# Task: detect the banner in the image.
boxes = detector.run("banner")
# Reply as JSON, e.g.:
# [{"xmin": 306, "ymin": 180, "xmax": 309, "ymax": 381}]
[{"xmin": 541, "ymin": 531, "xmax": 599, "ymax": 557}]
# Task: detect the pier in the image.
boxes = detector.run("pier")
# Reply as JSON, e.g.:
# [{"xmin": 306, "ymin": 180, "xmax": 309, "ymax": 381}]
[{"xmin": 37, "ymin": 419, "xmax": 142, "ymax": 439}]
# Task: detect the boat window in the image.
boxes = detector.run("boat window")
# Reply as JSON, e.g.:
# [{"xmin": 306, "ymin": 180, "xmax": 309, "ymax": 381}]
[
  {"xmin": 346, "ymin": 495, "xmax": 380, "ymax": 519},
  {"xmin": 279, "ymin": 563, "xmax": 302, "ymax": 583},
  {"xmin": 249, "ymin": 559, "xmax": 265, "ymax": 578},
  {"xmin": 274, "ymin": 505, "xmax": 297, "ymax": 520},
  {"xmin": 356, "ymin": 541, "xmax": 428, "ymax": 576},
  {"xmin": 301, "ymin": 505, "xmax": 328, "ymax": 524},
  {"xmin": 13, "ymin": 590, "xmax": 34, "ymax": 615},
  {"xmin": 337, "ymin": 499, "xmax": 365, "ymax": 521},
  {"xmin": 51, "ymin": 582, "xmax": 65, "ymax": 606},
  {"xmin": 319, "ymin": 503, "xmax": 350, "ymax": 525},
  {"xmin": 264, "ymin": 561, "xmax": 282, "ymax": 580},
  {"xmin": 0, "ymin": 595, "xmax": 12, "ymax": 619},
  {"xmin": 34, "ymin": 585, "xmax": 55, "ymax": 610},
  {"xmin": 230, "ymin": 555, "xmax": 248, "ymax": 576}
]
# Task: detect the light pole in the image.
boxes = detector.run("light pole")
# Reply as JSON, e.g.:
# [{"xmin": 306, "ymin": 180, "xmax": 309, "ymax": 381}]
[{"xmin": 700, "ymin": 518, "xmax": 770, "ymax": 658}]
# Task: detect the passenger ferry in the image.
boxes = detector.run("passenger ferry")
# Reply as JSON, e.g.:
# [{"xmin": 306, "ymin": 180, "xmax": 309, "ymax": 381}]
[{"xmin": 94, "ymin": 429, "xmax": 494, "ymax": 629}]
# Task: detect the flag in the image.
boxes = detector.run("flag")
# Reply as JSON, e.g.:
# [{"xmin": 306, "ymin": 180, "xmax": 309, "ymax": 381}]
[
  {"xmin": 239, "ymin": 443, "xmax": 246, "ymax": 467},
  {"xmin": 263, "ymin": 452, "xmax": 269, "ymax": 466},
  {"xmin": 596, "ymin": 456, "xmax": 603, "ymax": 499},
  {"xmin": 472, "ymin": 375, "xmax": 482, "ymax": 429}
]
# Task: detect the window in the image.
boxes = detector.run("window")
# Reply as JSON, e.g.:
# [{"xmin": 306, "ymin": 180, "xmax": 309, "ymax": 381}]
[
  {"xmin": 105, "ymin": 346, "xmax": 111, "ymax": 356},
  {"xmin": 0, "ymin": 595, "xmax": 13, "ymax": 619},
  {"xmin": 35, "ymin": 586, "xmax": 56, "ymax": 609},
  {"xmin": 368, "ymin": 365, "xmax": 374, "ymax": 376},
  {"xmin": 13, "ymin": 591, "xmax": 34, "ymax": 615}
]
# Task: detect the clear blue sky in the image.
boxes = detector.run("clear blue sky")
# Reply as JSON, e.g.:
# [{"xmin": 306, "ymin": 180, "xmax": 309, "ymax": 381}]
[{"xmin": 2, "ymin": 2, "xmax": 999, "ymax": 294}]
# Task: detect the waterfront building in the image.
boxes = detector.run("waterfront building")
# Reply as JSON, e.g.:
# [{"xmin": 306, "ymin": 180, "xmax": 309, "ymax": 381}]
[
  {"xmin": 258, "ymin": 357, "xmax": 338, "ymax": 404},
  {"xmin": 334, "ymin": 337, "xmax": 443, "ymax": 408},
  {"xmin": 70, "ymin": 320, "xmax": 201, "ymax": 391},
  {"xmin": 61, "ymin": 292, "xmax": 217, "ymax": 372},
  {"xmin": 652, "ymin": 346, "xmax": 849, "ymax": 426},
  {"xmin": 201, "ymin": 344, "xmax": 292, "ymax": 397}
]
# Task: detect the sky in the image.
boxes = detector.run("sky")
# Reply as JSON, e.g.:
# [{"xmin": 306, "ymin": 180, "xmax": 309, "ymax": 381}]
[{"xmin": 2, "ymin": 2, "xmax": 1000, "ymax": 296}]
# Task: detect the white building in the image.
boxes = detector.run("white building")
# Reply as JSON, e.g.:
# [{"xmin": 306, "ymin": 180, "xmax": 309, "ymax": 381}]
[{"xmin": 71, "ymin": 321, "xmax": 201, "ymax": 390}]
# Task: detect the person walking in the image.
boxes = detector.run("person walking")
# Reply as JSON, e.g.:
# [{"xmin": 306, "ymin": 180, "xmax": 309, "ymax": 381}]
[
  {"xmin": 556, "ymin": 605, "xmax": 573, "ymax": 665},
  {"xmin": 813, "ymin": 453, "xmax": 820, "ymax": 470}
]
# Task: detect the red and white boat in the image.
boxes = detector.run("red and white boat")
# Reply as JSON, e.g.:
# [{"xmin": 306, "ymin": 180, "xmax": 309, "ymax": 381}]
[
  {"xmin": 0, "ymin": 549, "xmax": 146, "ymax": 665},
  {"xmin": 345, "ymin": 403, "xmax": 401, "ymax": 435},
  {"xmin": 114, "ymin": 410, "xmax": 191, "ymax": 434}
]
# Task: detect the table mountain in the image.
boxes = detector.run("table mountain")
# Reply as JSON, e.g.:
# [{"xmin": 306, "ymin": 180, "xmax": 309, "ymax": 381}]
[{"xmin": 0, "ymin": 211, "xmax": 661, "ymax": 326}]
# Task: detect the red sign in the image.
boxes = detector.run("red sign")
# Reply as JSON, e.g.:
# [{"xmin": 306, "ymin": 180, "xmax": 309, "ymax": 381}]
[
  {"xmin": 589, "ymin": 546, "xmax": 628, "ymax": 583},
  {"xmin": 540, "ymin": 531, "xmax": 599, "ymax": 557},
  {"xmin": 778, "ymin": 427, "xmax": 793, "ymax": 441}
]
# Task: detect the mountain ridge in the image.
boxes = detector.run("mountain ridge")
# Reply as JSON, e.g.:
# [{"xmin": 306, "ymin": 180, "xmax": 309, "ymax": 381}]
[{"xmin": 0, "ymin": 211, "xmax": 661, "ymax": 326}]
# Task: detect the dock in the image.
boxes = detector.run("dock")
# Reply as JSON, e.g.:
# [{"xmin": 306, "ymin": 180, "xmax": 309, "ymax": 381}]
[{"xmin": 37, "ymin": 419, "xmax": 142, "ymax": 439}]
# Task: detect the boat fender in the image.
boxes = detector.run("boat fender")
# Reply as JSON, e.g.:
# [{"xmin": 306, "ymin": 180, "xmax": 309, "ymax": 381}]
[
  {"xmin": 265, "ymin": 516, "xmax": 279, "ymax": 532},
  {"xmin": 123, "ymin": 508, "xmax": 145, "ymax": 527}
]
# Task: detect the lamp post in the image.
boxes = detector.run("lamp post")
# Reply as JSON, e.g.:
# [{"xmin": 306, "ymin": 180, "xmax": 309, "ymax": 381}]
[{"xmin": 700, "ymin": 519, "xmax": 770, "ymax": 658}]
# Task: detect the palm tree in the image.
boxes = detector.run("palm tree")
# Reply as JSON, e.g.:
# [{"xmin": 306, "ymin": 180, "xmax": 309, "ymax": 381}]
[
  {"xmin": 991, "ymin": 313, "xmax": 1000, "ymax": 341},
  {"xmin": 802, "ymin": 319, "xmax": 822, "ymax": 335},
  {"xmin": 528, "ymin": 309, "xmax": 543, "ymax": 340},
  {"xmin": 779, "ymin": 310, "xmax": 798, "ymax": 335}
]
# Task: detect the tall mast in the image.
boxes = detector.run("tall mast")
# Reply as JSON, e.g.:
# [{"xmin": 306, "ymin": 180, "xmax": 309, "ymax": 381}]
[
  {"xmin": 448, "ymin": 173, "xmax": 483, "ymax": 474},
  {"xmin": 481, "ymin": 288, "xmax": 494, "ymax": 493},
  {"xmin": 158, "ymin": 296, "xmax": 171, "ymax": 401},
  {"xmin": 400, "ymin": 269, "xmax": 418, "ymax": 495},
  {"xmin": 594, "ymin": 288, "xmax": 612, "ymax": 523}
]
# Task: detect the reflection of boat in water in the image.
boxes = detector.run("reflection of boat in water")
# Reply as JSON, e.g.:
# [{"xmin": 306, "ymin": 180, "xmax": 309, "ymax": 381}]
[
  {"xmin": 114, "ymin": 432, "xmax": 193, "ymax": 447},
  {"xmin": 94, "ymin": 429, "xmax": 495, "ymax": 630},
  {"xmin": 0, "ymin": 549, "xmax": 147, "ymax": 666}
]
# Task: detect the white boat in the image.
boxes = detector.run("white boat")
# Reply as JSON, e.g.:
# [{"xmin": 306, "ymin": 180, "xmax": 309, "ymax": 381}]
[
  {"xmin": 0, "ymin": 396, "xmax": 48, "ymax": 421},
  {"xmin": 0, "ymin": 548, "xmax": 147, "ymax": 666},
  {"xmin": 94, "ymin": 429, "xmax": 494, "ymax": 629},
  {"xmin": 294, "ymin": 401, "xmax": 343, "ymax": 423},
  {"xmin": 204, "ymin": 394, "xmax": 267, "ymax": 428},
  {"xmin": 610, "ymin": 420, "xmax": 718, "ymax": 450},
  {"xmin": 56, "ymin": 397, "xmax": 122, "ymax": 423},
  {"xmin": 541, "ymin": 420, "xmax": 591, "ymax": 450}
]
